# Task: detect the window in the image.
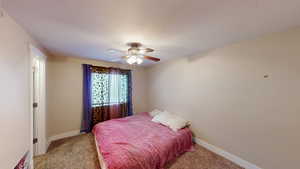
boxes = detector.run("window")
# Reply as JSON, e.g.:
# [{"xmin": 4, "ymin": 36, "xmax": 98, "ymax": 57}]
[
  {"xmin": 91, "ymin": 72, "xmax": 128, "ymax": 107},
  {"xmin": 82, "ymin": 64, "xmax": 132, "ymax": 132}
]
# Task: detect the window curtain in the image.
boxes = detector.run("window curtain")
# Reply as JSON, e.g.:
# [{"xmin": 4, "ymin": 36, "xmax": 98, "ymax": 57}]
[
  {"xmin": 81, "ymin": 64, "xmax": 92, "ymax": 133},
  {"xmin": 81, "ymin": 65, "xmax": 133, "ymax": 132},
  {"xmin": 127, "ymin": 70, "xmax": 133, "ymax": 116}
]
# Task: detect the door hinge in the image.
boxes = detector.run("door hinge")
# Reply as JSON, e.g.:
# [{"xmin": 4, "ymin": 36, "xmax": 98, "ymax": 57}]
[
  {"xmin": 33, "ymin": 102, "xmax": 38, "ymax": 108},
  {"xmin": 33, "ymin": 138, "xmax": 38, "ymax": 144}
]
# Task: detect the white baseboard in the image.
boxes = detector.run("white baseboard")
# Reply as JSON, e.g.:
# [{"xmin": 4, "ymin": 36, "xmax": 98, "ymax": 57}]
[
  {"xmin": 194, "ymin": 138, "xmax": 262, "ymax": 169},
  {"xmin": 47, "ymin": 130, "xmax": 82, "ymax": 147},
  {"xmin": 46, "ymin": 140, "xmax": 51, "ymax": 152}
]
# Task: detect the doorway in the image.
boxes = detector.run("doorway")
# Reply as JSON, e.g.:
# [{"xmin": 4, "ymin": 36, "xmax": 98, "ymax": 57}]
[
  {"xmin": 30, "ymin": 45, "xmax": 47, "ymax": 159},
  {"xmin": 32, "ymin": 57, "xmax": 38, "ymax": 156}
]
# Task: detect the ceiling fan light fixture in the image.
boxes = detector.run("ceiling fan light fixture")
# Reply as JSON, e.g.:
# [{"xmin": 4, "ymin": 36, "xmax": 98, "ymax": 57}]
[
  {"xmin": 109, "ymin": 42, "xmax": 159, "ymax": 65},
  {"xmin": 126, "ymin": 55, "xmax": 143, "ymax": 65},
  {"xmin": 136, "ymin": 57, "xmax": 143, "ymax": 64},
  {"xmin": 126, "ymin": 56, "xmax": 136, "ymax": 64},
  {"xmin": 128, "ymin": 48, "xmax": 139, "ymax": 55}
]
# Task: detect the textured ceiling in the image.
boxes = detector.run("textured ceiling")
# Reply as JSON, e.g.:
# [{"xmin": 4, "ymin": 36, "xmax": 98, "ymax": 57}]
[{"xmin": 4, "ymin": 0, "xmax": 300, "ymax": 65}]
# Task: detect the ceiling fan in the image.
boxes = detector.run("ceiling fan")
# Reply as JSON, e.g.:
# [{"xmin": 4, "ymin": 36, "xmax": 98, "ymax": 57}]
[{"xmin": 109, "ymin": 42, "xmax": 160, "ymax": 65}]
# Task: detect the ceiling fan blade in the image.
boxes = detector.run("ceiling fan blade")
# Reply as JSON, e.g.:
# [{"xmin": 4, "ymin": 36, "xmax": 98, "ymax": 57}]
[
  {"xmin": 139, "ymin": 48, "xmax": 154, "ymax": 53},
  {"xmin": 143, "ymin": 56, "xmax": 160, "ymax": 62},
  {"xmin": 107, "ymin": 48, "xmax": 126, "ymax": 55},
  {"xmin": 109, "ymin": 58, "xmax": 123, "ymax": 62},
  {"xmin": 121, "ymin": 56, "xmax": 129, "ymax": 59},
  {"xmin": 144, "ymin": 48, "xmax": 154, "ymax": 52}
]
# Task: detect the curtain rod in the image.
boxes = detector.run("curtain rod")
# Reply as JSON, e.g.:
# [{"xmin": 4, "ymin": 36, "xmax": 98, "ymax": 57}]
[{"xmin": 84, "ymin": 64, "xmax": 132, "ymax": 72}]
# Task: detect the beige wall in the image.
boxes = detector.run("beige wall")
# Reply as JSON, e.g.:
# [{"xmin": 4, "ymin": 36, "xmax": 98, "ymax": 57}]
[
  {"xmin": 47, "ymin": 55, "xmax": 148, "ymax": 137},
  {"xmin": 0, "ymin": 13, "xmax": 46, "ymax": 168},
  {"xmin": 146, "ymin": 28, "xmax": 300, "ymax": 169}
]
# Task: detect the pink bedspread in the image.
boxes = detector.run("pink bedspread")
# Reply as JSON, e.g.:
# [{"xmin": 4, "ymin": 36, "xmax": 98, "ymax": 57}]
[{"xmin": 93, "ymin": 112, "xmax": 194, "ymax": 169}]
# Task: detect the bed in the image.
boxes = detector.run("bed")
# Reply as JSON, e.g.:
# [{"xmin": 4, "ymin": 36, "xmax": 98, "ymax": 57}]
[{"xmin": 92, "ymin": 112, "xmax": 194, "ymax": 169}]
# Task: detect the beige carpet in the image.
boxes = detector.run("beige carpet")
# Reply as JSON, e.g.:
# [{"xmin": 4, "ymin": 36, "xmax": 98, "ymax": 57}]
[{"xmin": 34, "ymin": 133, "xmax": 244, "ymax": 169}]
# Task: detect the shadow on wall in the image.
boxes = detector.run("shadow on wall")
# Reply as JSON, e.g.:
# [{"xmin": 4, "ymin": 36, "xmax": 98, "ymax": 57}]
[
  {"xmin": 186, "ymin": 49, "xmax": 212, "ymax": 63},
  {"xmin": 47, "ymin": 54, "xmax": 78, "ymax": 62}
]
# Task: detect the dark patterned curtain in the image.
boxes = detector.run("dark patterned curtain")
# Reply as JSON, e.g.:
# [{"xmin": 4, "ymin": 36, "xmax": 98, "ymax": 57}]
[{"xmin": 81, "ymin": 65, "xmax": 133, "ymax": 131}]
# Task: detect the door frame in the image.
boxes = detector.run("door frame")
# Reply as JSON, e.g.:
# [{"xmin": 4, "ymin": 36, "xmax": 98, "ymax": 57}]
[{"xmin": 29, "ymin": 44, "xmax": 47, "ymax": 159}]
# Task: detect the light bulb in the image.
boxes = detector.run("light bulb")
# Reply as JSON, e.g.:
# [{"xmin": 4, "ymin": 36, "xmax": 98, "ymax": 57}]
[
  {"xmin": 126, "ymin": 56, "xmax": 136, "ymax": 64},
  {"xmin": 136, "ymin": 57, "xmax": 143, "ymax": 64}
]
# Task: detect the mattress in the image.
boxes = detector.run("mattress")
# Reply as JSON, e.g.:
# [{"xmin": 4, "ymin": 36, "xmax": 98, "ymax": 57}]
[{"xmin": 93, "ymin": 112, "xmax": 193, "ymax": 169}]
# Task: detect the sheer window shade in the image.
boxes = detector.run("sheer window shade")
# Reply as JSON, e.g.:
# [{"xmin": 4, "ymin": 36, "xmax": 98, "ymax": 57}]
[{"xmin": 91, "ymin": 73, "xmax": 128, "ymax": 107}]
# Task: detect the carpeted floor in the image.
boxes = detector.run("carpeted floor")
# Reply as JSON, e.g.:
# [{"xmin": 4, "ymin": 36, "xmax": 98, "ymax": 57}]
[{"xmin": 34, "ymin": 133, "xmax": 244, "ymax": 169}]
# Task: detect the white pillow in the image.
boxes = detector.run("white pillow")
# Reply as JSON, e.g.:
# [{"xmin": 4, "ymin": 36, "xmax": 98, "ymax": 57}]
[
  {"xmin": 149, "ymin": 109, "xmax": 163, "ymax": 117},
  {"xmin": 152, "ymin": 111, "xmax": 189, "ymax": 132}
]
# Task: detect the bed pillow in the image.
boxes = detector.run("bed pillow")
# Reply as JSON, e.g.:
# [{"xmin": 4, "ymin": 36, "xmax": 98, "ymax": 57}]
[
  {"xmin": 149, "ymin": 109, "xmax": 163, "ymax": 117},
  {"xmin": 152, "ymin": 111, "xmax": 189, "ymax": 132}
]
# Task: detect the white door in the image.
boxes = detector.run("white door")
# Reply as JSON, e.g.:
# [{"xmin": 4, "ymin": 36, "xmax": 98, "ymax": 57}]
[
  {"xmin": 30, "ymin": 45, "xmax": 47, "ymax": 158},
  {"xmin": 32, "ymin": 58, "xmax": 39, "ymax": 156}
]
